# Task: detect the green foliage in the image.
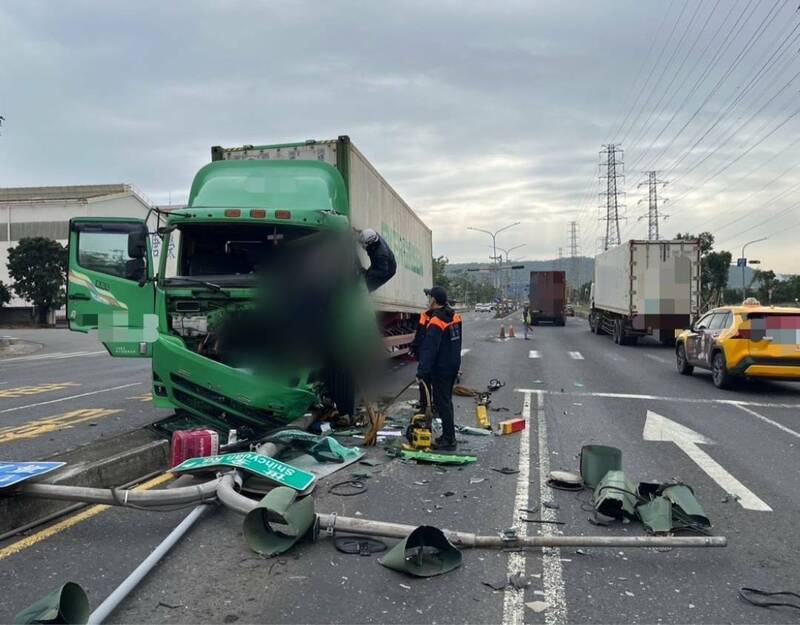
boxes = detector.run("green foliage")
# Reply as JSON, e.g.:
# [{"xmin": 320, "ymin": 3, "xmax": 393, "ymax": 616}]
[
  {"xmin": 7, "ymin": 237, "xmax": 68, "ymax": 323},
  {"xmin": 675, "ymin": 231, "xmax": 731, "ymax": 308},
  {"xmin": 0, "ymin": 281, "xmax": 10, "ymax": 307},
  {"xmin": 432, "ymin": 255, "xmax": 451, "ymax": 291},
  {"xmin": 447, "ymin": 270, "xmax": 497, "ymax": 305}
]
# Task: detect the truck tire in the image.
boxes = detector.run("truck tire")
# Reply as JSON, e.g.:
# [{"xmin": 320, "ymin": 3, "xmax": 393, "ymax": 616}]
[
  {"xmin": 711, "ymin": 351, "xmax": 733, "ymax": 390},
  {"xmin": 589, "ymin": 314, "xmax": 597, "ymax": 334},
  {"xmin": 676, "ymin": 343, "xmax": 693, "ymax": 375},
  {"xmin": 612, "ymin": 319, "xmax": 622, "ymax": 344}
]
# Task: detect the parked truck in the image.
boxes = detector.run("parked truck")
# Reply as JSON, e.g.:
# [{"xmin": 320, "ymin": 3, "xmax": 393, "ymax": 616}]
[
  {"xmin": 589, "ymin": 240, "xmax": 701, "ymax": 346},
  {"xmin": 529, "ymin": 270, "xmax": 567, "ymax": 325},
  {"xmin": 66, "ymin": 136, "xmax": 432, "ymax": 435}
]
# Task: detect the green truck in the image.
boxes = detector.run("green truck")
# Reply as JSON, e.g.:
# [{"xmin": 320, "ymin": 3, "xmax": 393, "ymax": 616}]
[{"xmin": 66, "ymin": 137, "xmax": 432, "ymax": 435}]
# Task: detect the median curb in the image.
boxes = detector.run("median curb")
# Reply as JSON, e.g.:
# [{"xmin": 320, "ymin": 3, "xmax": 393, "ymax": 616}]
[{"xmin": 0, "ymin": 428, "xmax": 169, "ymax": 538}]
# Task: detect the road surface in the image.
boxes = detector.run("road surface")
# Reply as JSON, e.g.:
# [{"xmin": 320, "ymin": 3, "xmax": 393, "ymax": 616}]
[{"xmin": 2, "ymin": 314, "xmax": 799, "ymax": 624}]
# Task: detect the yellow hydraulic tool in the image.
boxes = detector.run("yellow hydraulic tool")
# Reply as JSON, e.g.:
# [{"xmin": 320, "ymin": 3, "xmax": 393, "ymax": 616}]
[
  {"xmin": 404, "ymin": 380, "xmax": 433, "ymax": 450},
  {"xmin": 475, "ymin": 392, "xmax": 492, "ymax": 430}
]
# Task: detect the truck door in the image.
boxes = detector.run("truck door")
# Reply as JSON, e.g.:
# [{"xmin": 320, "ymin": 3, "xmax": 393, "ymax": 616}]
[
  {"xmin": 67, "ymin": 218, "xmax": 156, "ymax": 357},
  {"xmin": 685, "ymin": 312, "xmax": 714, "ymax": 364}
]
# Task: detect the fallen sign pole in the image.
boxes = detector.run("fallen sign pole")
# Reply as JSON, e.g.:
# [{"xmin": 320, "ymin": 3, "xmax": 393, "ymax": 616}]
[{"xmin": 217, "ymin": 474, "xmax": 726, "ymax": 549}]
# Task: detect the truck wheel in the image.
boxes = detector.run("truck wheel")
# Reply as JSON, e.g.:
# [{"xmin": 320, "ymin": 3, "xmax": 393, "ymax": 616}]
[
  {"xmin": 612, "ymin": 319, "xmax": 622, "ymax": 344},
  {"xmin": 589, "ymin": 315, "xmax": 597, "ymax": 334},
  {"xmin": 711, "ymin": 351, "xmax": 733, "ymax": 390},
  {"xmin": 676, "ymin": 344, "xmax": 693, "ymax": 375}
]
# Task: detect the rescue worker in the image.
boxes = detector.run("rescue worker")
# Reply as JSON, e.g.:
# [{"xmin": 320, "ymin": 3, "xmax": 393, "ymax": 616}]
[
  {"xmin": 410, "ymin": 304, "xmax": 434, "ymax": 409},
  {"xmin": 523, "ymin": 304, "xmax": 532, "ymax": 340},
  {"xmin": 416, "ymin": 286, "xmax": 462, "ymax": 451},
  {"xmin": 357, "ymin": 228, "xmax": 397, "ymax": 292}
]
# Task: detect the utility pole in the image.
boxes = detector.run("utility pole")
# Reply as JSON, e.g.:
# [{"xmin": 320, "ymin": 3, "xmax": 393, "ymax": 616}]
[
  {"xmin": 467, "ymin": 222, "xmax": 520, "ymax": 295},
  {"xmin": 740, "ymin": 238, "xmax": 768, "ymax": 301},
  {"xmin": 568, "ymin": 221, "xmax": 580, "ymax": 288},
  {"xmin": 599, "ymin": 144, "xmax": 625, "ymax": 249},
  {"xmin": 637, "ymin": 171, "xmax": 667, "ymax": 241}
]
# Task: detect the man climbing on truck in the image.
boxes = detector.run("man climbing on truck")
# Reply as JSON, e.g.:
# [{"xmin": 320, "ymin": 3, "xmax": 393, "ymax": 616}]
[
  {"xmin": 416, "ymin": 286, "xmax": 462, "ymax": 451},
  {"xmin": 358, "ymin": 228, "xmax": 397, "ymax": 292}
]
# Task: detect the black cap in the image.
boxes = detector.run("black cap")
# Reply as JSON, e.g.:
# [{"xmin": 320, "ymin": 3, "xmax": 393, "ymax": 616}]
[{"xmin": 424, "ymin": 286, "xmax": 448, "ymax": 305}]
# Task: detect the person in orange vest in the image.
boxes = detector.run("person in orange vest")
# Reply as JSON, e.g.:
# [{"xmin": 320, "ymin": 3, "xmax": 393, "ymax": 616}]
[{"xmin": 416, "ymin": 286, "xmax": 463, "ymax": 450}]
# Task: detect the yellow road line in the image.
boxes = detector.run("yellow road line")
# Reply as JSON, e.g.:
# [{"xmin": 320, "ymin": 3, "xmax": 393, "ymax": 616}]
[
  {"xmin": 0, "ymin": 473, "xmax": 174, "ymax": 561},
  {"xmin": 126, "ymin": 393, "xmax": 152, "ymax": 402},
  {"xmin": 0, "ymin": 382, "xmax": 79, "ymax": 400},
  {"xmin": 0, "ymin": 408, "xmax": 122, "ymax": 444}
]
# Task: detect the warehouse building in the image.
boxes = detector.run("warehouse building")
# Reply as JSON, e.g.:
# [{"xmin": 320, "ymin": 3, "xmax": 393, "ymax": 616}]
[{"xmin": 0, "ymin": 184, "xmax": 152, "ymax": 323}]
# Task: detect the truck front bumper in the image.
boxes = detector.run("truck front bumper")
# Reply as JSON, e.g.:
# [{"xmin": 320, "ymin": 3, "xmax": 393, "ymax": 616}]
[{"xmin": 152, "ymin": 336, "xmax": 317, "ymax": 432}]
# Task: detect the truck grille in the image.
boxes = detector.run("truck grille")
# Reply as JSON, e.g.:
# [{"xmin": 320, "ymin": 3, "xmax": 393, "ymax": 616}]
[{"xmin": 170, "ymin": 373, "xmax": 284, "ymax": 429}]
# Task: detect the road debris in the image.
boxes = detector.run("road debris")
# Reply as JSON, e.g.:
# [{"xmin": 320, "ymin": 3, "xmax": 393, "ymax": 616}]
[{"xmin": 525, "ymin": 601, "xmax": 548, "ymax": 613}]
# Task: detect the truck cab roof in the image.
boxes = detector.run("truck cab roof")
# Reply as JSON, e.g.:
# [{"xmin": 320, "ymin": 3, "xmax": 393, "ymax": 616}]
[{"xmin": 186, "ymin": 159, "xmax": 349, "ymax": 215}]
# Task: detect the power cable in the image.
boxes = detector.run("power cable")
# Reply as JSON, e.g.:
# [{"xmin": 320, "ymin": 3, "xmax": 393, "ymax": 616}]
[
  {"xmin": 610, "ymin": 1, "xmax": 676, "ymax": 142},
  {"xmin": 619, "ymin": 0, "xmax": 691, "ymax": 146}
]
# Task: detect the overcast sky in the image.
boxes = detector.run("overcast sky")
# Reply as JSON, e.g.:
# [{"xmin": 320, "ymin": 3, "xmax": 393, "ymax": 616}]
[{"xmin": 1, "ymin": 1, "xmax": 799, "ymax": 272}]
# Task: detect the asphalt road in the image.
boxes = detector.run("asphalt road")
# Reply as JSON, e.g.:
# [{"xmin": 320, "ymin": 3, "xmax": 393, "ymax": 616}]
[
  {"xmin": 2, "ymin": 314, "xmax": 800, "ymax": 624},
  {"xmin": 0, "ymin": 329, "xmax": 167, "ymax": 460}
]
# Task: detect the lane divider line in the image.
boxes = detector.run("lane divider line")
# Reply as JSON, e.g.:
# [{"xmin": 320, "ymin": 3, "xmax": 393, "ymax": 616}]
[
  {"xmin": 568, "ymin": 351, "xmax": 584, "ymax": 360},
  {"xmin": 0, "ymin": 383, "xmax": 142, "ymax": 415},
  {"xmin": 501, "ymin": 392, "xmax": 532, "ymax": 625},
  {"xmin": 514, "ymin": 389, "xmax": 800, "ymax": 410},
  {"xmin": 529, "ymin": 350, "xmax": 540, "ymax": 359},
  {"xmin": 534, "ymin": 389, "xmax": 568, "ymax": 624},
  {"xmin": 731, "ymin": 403, "xmax": 800, "ymax": 441},
  {"xmin": 0, "ymin": 473, "xmax": 173, "ymax": 561}
]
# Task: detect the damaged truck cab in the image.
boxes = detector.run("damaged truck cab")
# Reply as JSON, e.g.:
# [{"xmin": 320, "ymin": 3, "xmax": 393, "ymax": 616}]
[{"xmin": 67, "ymin": 157, "xmax": 380, "ymax": 434}]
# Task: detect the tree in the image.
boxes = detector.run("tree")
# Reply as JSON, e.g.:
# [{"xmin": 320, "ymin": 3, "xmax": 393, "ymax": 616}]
[
  {"xmin": 0, "ymin": 281, "xmax": 10, "ymax": 307},
  {"xmin": 432, "ymin": 255, "xmax": 451, "ymax": 291},
  {"xmin": 675, "ymin": 231, "xmax": 731, "ymax": 308},
  {"xmin": 7, "ymin": 237, "xmax": 68, "ymax": 325}
]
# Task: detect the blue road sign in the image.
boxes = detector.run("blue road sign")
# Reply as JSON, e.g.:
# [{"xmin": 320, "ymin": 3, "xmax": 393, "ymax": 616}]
[
  {"xmin": 737, "ymin": 258, "xmax": 747, "ymax": 267},
  {"xmin": 0, "ymin": 461, "xmax": 65, "ymax": 489}
]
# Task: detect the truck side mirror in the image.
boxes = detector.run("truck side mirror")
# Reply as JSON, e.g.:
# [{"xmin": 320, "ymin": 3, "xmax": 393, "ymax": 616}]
[{"xmin": 128, "ymin": 226, "xmax": 148, "ymax": 259}]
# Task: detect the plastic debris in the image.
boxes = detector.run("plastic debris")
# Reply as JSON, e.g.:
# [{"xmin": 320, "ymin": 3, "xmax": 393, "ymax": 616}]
[
  {"xmin": 499, "ymin": 418, "xmax": 526, "ymax": 435},
  {"xmin": 14, "ymin": 582, "xmax": 89, "ymax": 625},
  {"xmin": 400, "ymin": 450, "xmax": 477, "ymax": 465},
  {"xmin": 491, "ymin": 467, "xmax": 519, "ymax": 475},
  {"xmin": 457, "ymin": 425, "xmax": 493, "ymax": 436},
  {"xmin": 525, "ymin": 601, "xmax": 548, "ymax": 613}
]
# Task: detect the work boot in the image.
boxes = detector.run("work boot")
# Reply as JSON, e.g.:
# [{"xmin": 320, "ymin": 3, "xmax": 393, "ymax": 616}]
[{"xmin": 433, "ymin": 437, "xmax": 457, "ymax": 451}]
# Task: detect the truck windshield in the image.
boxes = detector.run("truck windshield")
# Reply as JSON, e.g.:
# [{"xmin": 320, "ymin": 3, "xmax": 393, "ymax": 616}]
[{"xmin": 162, "ymin": 222, "xmax": 317, "ymax": 286}]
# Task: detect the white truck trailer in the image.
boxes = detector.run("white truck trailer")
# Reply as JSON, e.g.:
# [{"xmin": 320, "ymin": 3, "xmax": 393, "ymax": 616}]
[
  {"xmin": 211, "ymin": 136, "xmax": 433, "ymax": 355},
  {"xmin": 589, "ymin": 240, "xmax": 701, "ymax": 345}
]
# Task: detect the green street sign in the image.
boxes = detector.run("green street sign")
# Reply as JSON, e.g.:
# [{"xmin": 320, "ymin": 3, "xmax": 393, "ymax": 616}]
[{"xmin": 173, "ymin": 452, "xmax": 315, "ymax": 492}]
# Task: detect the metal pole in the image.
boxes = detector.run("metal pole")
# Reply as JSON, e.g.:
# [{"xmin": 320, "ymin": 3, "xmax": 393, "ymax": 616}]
[
  {"xmin": 87, "ymin": 504, "xmax": 211, "ymax": 624},
  {"xmin": 217, "ymin": 476, "xmax": 726, "ymax": 550},
  {"xmin": 741, "ymin": 237, "xmax": 768, "ymax": 300}
]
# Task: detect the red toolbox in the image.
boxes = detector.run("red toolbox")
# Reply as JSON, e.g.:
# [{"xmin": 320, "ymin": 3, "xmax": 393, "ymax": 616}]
[{"xmin": 170, "ymin": 429, "xmax": 220, "ymax": 467}]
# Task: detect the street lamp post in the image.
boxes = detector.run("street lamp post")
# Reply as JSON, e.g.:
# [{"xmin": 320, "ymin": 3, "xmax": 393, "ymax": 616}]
[
  {"xmin": 494, "ymin": 244, "xmax": 526, "ymax": 299},
  {"xmin": 741, "ymin": 237, "xmax": 768, "ymax": 301},
  {"xmin": 467, "ymin": 222, "xmax": 520, "ymax": 295}
]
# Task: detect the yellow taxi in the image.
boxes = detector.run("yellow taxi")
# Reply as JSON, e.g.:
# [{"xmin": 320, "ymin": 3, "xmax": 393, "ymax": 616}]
[{"xmin": 675, "ymin": 300, "xmax": 800, "ymax": 389}]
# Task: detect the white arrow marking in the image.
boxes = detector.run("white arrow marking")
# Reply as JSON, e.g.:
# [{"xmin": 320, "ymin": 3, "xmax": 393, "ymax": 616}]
[{"xmin": 643, "ymin": 410, "xmax": 772, "ymax": 512}]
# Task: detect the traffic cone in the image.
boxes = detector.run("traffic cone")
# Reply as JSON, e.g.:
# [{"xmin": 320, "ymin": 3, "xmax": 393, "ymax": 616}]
[
  {"xmin": 508, "ymin": 325, "xmax": 516, "ymax": 338},
  {"xmin": 499, "ymin": 324, "xmax": 506, "ymax": 339}
]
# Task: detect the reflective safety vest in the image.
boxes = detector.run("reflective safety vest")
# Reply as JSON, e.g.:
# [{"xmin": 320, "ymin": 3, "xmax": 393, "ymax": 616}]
[{"xmin": 417, "ymin": 309, "xmax": 463, "ymax": 377}]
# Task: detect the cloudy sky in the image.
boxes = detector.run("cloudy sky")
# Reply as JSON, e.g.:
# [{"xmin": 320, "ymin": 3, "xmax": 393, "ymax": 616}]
[{"xmin": 1, "ymin": 1, "xmax": 799, "ymax": 272}]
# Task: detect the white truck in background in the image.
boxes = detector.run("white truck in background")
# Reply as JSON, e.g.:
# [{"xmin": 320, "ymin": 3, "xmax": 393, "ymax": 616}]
[{"xmin": 589, "ymin": 240, "xmax": 701, "ymax": 346}]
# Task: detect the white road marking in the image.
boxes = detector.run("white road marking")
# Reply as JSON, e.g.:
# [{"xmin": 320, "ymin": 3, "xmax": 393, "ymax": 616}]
[
  {"xmin": 502, "ymin": 392, "xmax": 533, "ymax": 625},
  {"xmin": 529, "ymin": 350, "xmax": 540, "ymax": 359},
  {"xmin": 731, "ymin": 403, "xmax": 800, "ymax": 441},
  {"xmin": 0, "ymin": 350, "xmax": 106, "ymax": 363},
  {"xmin": 643, "ymin": 410, "xmax": 772, "ymax": 512},
  {"xmin": 568, "ymin": 351, "xmax": 584, "ymax": 360},
  {"xmin": 514, "ymin": 389, "xmax": 800, "ymax": 410},
  {"xmin": 0, "ymin": 383, "xmax": 142, "ymax": 414},
  {"xmin": 460, "ymin": 349, "xmax": 471, "ymax": 357},
  {"xmin": 645, "ymin": 353, "xmax": 669, "ymax": 364},
  {"xmin": 534, "ymin": 389, "xmax": 567, "ymax": 624}
]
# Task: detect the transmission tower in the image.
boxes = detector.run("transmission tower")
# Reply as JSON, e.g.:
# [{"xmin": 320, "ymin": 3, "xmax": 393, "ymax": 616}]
[
  {"xmin": 637, "ymin": 171, "xmax": 668, "ymax": 240},
  {"xmin": 568, "ymin": 221, "xmax": 580, "ymax": 286},
  {"xmin": 599, "ymin": 144, "xmax": 625, "ymax": 249}
]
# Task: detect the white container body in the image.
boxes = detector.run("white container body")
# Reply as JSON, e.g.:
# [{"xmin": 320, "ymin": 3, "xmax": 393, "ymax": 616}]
[{"xmin": 593, "ymin": 240, "xmax": 701, "ymax": 318}]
